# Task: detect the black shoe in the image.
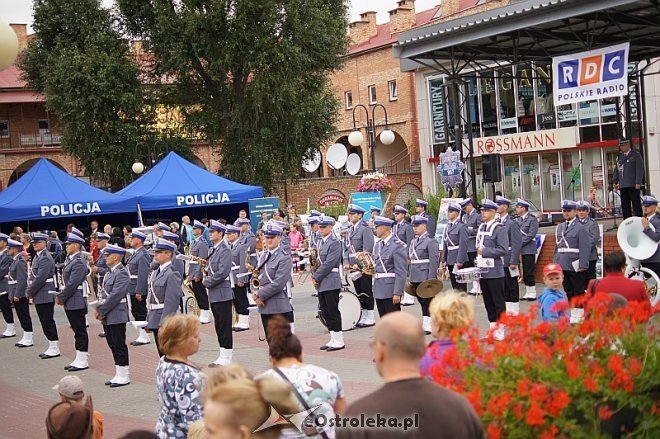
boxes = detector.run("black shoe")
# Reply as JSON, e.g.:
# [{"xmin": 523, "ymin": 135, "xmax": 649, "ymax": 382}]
[
  {"xmin": 66, "ymin": 365, "xmax": 88, "ymax": 372},
  {"xmin": 40, "ymin": 353, "xmax": 60, "ymax": 359},
  {"xmin": 233, "ymin": 327, "xmax": 249, "ymax": 332},
  {"xmin": 109, "ymin": 382, "xmax": 130, "ymax": 388},
  {"xmin": 312, "ymin": 293, "xmax": 318, "ymax": 297},
  {"xmin": 15, "ymin": 343, "xmax": 33, "ymax": 348},
  {"xmin": 130, "ymin": 340, "xmax": 150, "ymax": 346},
  {"xmin": 319, "ymin": 345, "xmax": 329, "ymax": 350},
  {"xmin": 104, "ymin": 380, "xmax": 113, "ymax": 386},
  {"xmin": 356, "ymin": 322, "xmax": 375, "ymax": 328},
  {"xmin": 98, "ymin": 333, "xmax": 106, "ymax": 338},
  {"xmin": 0, "ymin": 334, "xmax": 16, "ymax": 338},
  {"xmin": 326, "ymin": 345, "xmax": 345, "ymax": 352},
  {"xmin": 424, "ymin": 330, "xmax": 431, "ymax": 335}
]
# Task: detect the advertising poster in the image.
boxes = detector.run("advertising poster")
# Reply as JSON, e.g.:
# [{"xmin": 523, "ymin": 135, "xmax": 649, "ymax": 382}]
[
  {"xmin": 247, "ymin": 197, "xmax": 279, "ymax": 232},
  {"xmin": 350, "ymin": 191, "xmax": 381, "ymax": 221}
]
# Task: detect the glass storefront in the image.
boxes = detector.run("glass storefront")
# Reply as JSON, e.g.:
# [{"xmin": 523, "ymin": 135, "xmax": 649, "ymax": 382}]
[
  {"xmin": 521, "ymin": 155, "xmax": 541, "ymax": 209},
  {"xmin": 503, "ymin": 156, "xmax": 522, "ymax": 201}
]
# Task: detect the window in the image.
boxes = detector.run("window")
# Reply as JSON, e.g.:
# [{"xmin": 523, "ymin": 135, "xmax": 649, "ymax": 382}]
[
  {"xmin": 38, "ymin": 119, "xmax": 50, "ymax": 131},
  {"xmin": 388, "ymin": 80, "xmax": 398, "ymax": 101},
  {"xmin": 480, "ymin": 71, "xmax": 497, "ymax": 137},
  {"xmin": 0, "ymin": 121, "xmax": 8, "ymax": 137},
  {"xmin": 368, "ymin": 85, "xmax": 377, "ymax": 104},
  {"xmin": 344, "ymin": 91, "xmax": 353, "ymax": 110},
  {"xmin": 535, "ymin": 61, "xmax": 556, "ymax": 130},
  {"xmin": 497, "ymin": 67, "xmax": 517, "ymax": 134}
]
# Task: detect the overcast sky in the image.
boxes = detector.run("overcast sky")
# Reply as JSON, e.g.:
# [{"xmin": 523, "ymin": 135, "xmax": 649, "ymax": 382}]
[{"xmin": 2, "ymin": 0, "xmax": 441, "ymax": 32}]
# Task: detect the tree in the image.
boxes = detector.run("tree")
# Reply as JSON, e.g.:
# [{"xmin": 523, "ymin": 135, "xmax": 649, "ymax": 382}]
[
  {"xmin": 19, "ymin": 0, "xmax": 189, "ymax": 190},
  {"xmin": 117, "ymin": 0, "xmax": 348, "ymax": 190}
]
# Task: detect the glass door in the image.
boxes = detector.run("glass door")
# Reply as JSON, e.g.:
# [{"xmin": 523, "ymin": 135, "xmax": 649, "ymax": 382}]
[
  {"xmin": 580, "ymin": 148, "xmax": 606, "ymax": 214},
  {"xmin": 522, "ymin": 154, "xmax": 542, "ymax": 209},
  {"xmin": 561, "ymin": 150, "xmax": 582, "ymax": 202},
  {"xmin": 542, "ymin": 152, "xmax": 561, "ymax": 211},
  {"xmin": 503, "ymin": 156, "xmax": 522, "ymax": 200}
]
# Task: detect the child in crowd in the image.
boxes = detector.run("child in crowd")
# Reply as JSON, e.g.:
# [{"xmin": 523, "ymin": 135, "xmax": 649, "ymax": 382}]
[{"xmin": 539, "ymin": 263, "xmax": 569, "ymax": 322}]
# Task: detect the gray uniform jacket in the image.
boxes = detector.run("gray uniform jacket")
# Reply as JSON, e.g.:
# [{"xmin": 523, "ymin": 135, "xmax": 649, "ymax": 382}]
[
  {"xmin": 612, "ymin": 150, "xmax": 644, "ymax": 188},
  {"xmin": 312, "ymin": 235, "xmax": 342, "ymax": 293},
  {"xmin": 127, "ymin": 247, "xmax": 151, "ymax": 296},
  {"xmin": 348, "ymin": 221, "xmax": 375, "ymax": 265},
  {"xmin": 27, "ymin": 250, "xmax": 56, "ymax": 304},
  {"xmin": 580, "ymin": 217, "xmax": 600, "ymax": 261},
  {"xmin": 499, "ymin": 215, "xmax": 522, "ymax": 266},
  {"xmin": 463, "ymin": 210, "xmax": 482, "ymax": 254},
  {"xmin": 409, "ymin": 233, "xmax": 440, "ymax": 283},
  {"xmin": 280, "ymin": 234, "xmax": 291, "ymax": 255},
  {"xmin": 553, "ymin": 219, "xmax": 590, "ymax": 272},
  {"xmin": 146, "ymin": 263, "xmax": 183, "ymax": 330},
  {"xmin": 373, "ymin": 236, "xmax": 408, "ymax": 299},
  {"xmin": 229, "ymin": 241, "xmax": 248, "ymax": 287},
  {"xmin": 421, "ymin": 212, "xmax": 437, "ymax": 238},
  {"xmin": 256, "ymin": 247, "xmax": 293, "ymax": 315},
  {"xmin": 60, "ymin": 254, "xmax": 88, "ymax": 311},
  {"xmin": 393, "ymin": 221, "xmax": 414, "ymax": 246},
  {"xmin": 8, "ymin": 254, "xmax": 28, "ymax": 302},
  {"xmin": 188, "ymin": 237, "xmax": 209, "ymax": 280},
  {"xmin": 203, "ymin": 241, "xmax": 233, "ymax": 303},
  {"xmin": 172, "ymin": 251, "xmax": 186, "ymax": 279},
  {"xmin": 642, "ymin": 214, "xmax": 660, "ymax": 263},
  {"xmin": 95, "ymin": 248, "xmax": 109, "ymax": 280},
  {"xmin": 515, "ymin": 213, "xmax": 539, "ymax": 255},
  {"xmin": 477, "ymin": 221, "xmax": 509, "ymax": 279},
  {"xmin": 97, "ymin": 264, "xmax": 130, "ymax": 326},
  {"xmin": 239, "ymin": 231, "xmax": 257, "ymax": 266},
  {"xmin": 0, "ymin": 249, "xmax": 10, "ymax": 296},
  {"xmin": 441, "ymin": 221, "xmax": 469, "ymax": 266}
]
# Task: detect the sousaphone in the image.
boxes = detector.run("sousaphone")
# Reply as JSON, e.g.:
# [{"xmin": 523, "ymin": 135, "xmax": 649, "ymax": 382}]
[{"xmin": 617, "ymin": 217, "xmax": 658, "ymax": 262}]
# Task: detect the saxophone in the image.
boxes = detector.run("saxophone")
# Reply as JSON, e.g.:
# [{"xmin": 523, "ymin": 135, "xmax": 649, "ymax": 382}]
[{"xmin": 244, "ymin": 249, "xmax": 260, "ymax": 291}]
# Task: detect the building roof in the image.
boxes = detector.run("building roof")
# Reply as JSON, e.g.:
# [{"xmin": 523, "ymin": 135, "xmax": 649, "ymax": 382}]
[{"xmin": 0, "ymin": 65, "xmax": 28, "ymax": 89}]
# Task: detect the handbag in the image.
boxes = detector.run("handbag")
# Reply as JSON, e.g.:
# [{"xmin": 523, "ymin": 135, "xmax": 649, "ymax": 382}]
[{"xmin": 273, "ymin": 367, "xmax": 330, "ymax": 439}]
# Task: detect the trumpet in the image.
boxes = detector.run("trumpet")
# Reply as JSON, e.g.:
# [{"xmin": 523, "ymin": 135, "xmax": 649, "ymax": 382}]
[{"xmin": 175, "ymin": 253, "xmax": 208, "ymax": 267}]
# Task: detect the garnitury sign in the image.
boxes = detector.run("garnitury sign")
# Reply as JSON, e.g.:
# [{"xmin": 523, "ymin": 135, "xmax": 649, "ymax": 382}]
[{"xmin": 468, "ymin": 127, "xmax": 577, "ymax": 157}]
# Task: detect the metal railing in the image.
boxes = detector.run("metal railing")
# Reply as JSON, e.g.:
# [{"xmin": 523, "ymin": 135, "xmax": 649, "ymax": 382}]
[
  {"xmin": 0, "ymin": 131, "xmax": 62, "ymax": 149},
  {"xmin": 377, "ymin": 148, "xmax": 421, "ymax": 174}
]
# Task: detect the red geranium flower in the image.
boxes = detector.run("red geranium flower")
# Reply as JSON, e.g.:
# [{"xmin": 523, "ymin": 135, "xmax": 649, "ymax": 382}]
[{"xmin": 525, "ymin": 402, "xmax": 545, "ymax": 426}]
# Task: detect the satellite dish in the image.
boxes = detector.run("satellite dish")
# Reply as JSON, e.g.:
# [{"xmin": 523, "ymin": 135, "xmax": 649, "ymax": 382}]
[
  {"xmin": 327, "ymin": 143, "xmax": 348, "ymax": 170},
  {"xmin": 302, "ymin": 149, "xmax": 321, "ymax": 173},
  {"xmin": 346, "ymin": 153, "xmax": 361, "ymax": 175}
]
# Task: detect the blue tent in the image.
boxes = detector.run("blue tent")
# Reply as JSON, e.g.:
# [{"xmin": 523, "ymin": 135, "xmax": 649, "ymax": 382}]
[
  {"xmin": 117, "ymin": 152, "xmax": 263, "ymax": 211},
  {"xmin": 0, "ymin": 159, "xmax": 137, "ymax": 222}
]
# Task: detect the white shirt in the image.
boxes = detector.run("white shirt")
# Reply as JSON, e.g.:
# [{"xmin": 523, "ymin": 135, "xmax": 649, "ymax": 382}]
[{"xmin": 158, "ymin": 261, "xmax": 172, "ymax": 271}]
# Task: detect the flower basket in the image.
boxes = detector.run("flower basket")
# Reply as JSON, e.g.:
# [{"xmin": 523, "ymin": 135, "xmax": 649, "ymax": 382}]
[{"xmin": 356, "ymin": 172, "xmax": 395, "ymax": 193}]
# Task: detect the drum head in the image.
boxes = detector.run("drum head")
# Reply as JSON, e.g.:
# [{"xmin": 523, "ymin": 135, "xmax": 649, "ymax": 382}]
[
  {"xmin": 338, "ymin": 292, "xmax": 362, "ymax": 331},
  {"xmin": 417, "ymin": 279, "xmax": 444, "ymax": 298}
]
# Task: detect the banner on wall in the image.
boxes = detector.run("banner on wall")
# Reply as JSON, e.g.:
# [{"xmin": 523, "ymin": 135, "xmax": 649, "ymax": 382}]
[
  {"xmin": 350, "ymin": 191, "xmax": 381, "ymax": 221},
  {"xmin": 552, "ymin": 42, "xmax": 629, "ymax": 106},
  {"xmin": 429, "ymin": 78, "xmax": 446, "ymax": 145},
  {"xmin": 247, "ymin": 197, "xmax": 279, "ymax": 232}
]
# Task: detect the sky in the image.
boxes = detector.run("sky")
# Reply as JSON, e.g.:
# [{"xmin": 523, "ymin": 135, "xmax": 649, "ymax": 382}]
[{"xmin": 1, "ymin": 0, "xmax": 441, "ymax": 32}]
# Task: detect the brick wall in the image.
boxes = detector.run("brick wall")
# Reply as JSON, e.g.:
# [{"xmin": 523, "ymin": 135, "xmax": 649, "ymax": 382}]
[
  {"xmin": 440, "ymin": 0, "xmax": 511, "ymax": 21},
  {"xmin": 389, "ymin": 0, "xmax": 417, "ymax": 33},
  {"xmin": 348, "ymin": 12, "xmax": 378, "ymax": 46}
]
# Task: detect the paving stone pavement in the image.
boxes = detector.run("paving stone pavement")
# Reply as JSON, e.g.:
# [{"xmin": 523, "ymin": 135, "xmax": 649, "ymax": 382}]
[{"xmin": 0, "ymin": 280, "xmax": 543, "ymax": 438}]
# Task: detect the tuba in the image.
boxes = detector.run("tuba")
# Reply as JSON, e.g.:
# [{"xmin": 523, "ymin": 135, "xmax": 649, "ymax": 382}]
[
  {"xmin": 355, "ymin": 251, "xmax": 376, "ymax": 276},
  {"xmin": 309, "ymin": 247, "xmax": 319, "ymax": 271},
  {"xmin": 617, "ymin": 217, "xmax": 658, "ymax": 262}
]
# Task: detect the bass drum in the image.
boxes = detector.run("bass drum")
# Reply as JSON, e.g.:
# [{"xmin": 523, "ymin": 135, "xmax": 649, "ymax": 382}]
[{"xmin": 317, "ymin": 291, "xmax": 362, "ymax": 331}]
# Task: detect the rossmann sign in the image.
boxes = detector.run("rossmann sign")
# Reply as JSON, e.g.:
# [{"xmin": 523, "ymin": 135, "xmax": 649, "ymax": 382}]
[
  {"xmin": 469, "ymin": 128, "xmax": 577, "ymax": 157},
  {"xmin": 552, "ymin": 43, "xmax": 629, "ymax": 106}
]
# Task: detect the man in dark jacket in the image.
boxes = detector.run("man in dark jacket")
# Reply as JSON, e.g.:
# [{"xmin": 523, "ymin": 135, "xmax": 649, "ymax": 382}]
[{"xmin": 612, "ymin": 139, "xmax": 644, "ymax": 218}]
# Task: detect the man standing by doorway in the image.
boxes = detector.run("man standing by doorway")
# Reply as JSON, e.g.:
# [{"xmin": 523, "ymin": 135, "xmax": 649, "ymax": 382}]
[{"xmin": 612, "ymin": 139, "xmax": 644, "ymax": 218}]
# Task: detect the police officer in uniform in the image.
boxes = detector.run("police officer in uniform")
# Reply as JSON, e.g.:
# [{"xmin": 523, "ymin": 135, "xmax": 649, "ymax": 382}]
[
  {"xmin": 409, "ymin": 215, "xmax": 440, "ymax": 335},
  {"xmin": 516, "ymin": 199, "xmax": 539, "ymax": 301},
  {"xmin": 553, "ymin": 200, "xmax": 590, "ymax": 324},
  {"xmin": 577, "ymin": 201, "xmax": 600, "ymax": 285},
  {"xmin": 415, "ymin": 199, "xmax": 436, "ymax": 238},
  {"xmin": 612, "ymin": 139, "xmax": 645, "ymax": 218},
  {"xmin": 237, "ymin": 218, "xmax": 257, "ymax": 266},
  {"xmin": 0, "ymin": 233, "xmax": 16, "ymax": 338},
  {"xmin": 95, "ymin": 244, "xmax": 131, "ymax": 387},
  {"xmin": 8, "ymin": 238, "xmax": 33, "ymax": 347},
  {"xmin": 345, "ymin": 204, "xmax": 376, "ymax": 328},
  {"xmin": 146, "ymin": 239, "xmax": 183, "ymax": 357},
  {"xmin": 496, "ymin": 196, "xmax": 523, "ymax": 316},
  {"xmin": 270, "ymin": 219, "xmax": 295, "ymax": 331},
  {"xmin": 226, "ymin": 224, "xmax": 250, "ymax": 332},
  {"xmin": 127, "ymin": 230, "xmax": 152, "ymax": 346},
  {"xmin": 476, "ymin": 200, "xmax": 509, "ymax": 340},
  {"xmin": 372, "ymin": 216, "xmax": 408, "ymax": 316},
  {"xmin": 441, "ymin": 202, "xmax": 469, "ymax": 291},
  {"xmin": 253, "ymin": 223, "xmax": 294, "ymax": 340},
  {"xmin": 59, "ymin": 233, "xmax": 90, "ymax": 371},
  {"xmin": 461, "ymin": 198, "xmax": 482, "ymax": 295},
  {"xmin": 27, "ymin": 232, "xmax": 60, "ymax": 359},
  {"xmin": 640, "ymin": 196, "xmax": 660, "ymax": 276},
  {"xmin": 203, "ymin": 221, "xmax": 234, "ymax": 366},
  {"xmin": 393, "ymin": 205, "xmax": 414, "ymax": 305},
  {"xmin": 162, "ymin": 231, "xmax": 186, "ymax": 279},
  {"xmin": 368, "ymin": 206, "xmax": 381, "ymax": 231},
  {"xmin": 189, "ymin": 220, "xmax": 211, "ymax": 324},
  {"xmin": 93, "ymin": 232, "xmax": 110, "ymax": 337},
  {"xmin": 313, "ymin": 217, "xmax": 344, "ymax": 351}
]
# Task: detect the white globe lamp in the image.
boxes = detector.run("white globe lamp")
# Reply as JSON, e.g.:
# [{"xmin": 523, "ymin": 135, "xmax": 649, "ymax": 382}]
[
  {"xmin": 132, "ymin": 161, "xmax": 145, "ymax": 174},
  {"xmin": 348, "ymin": 130, "xmax": 364, "ymax": 147},
  {"xmin": 380, "ymin": 129, "xmax": 395, "ymax": 146},
  {"xmin": 0, "ymin": 22, "xmax": 19, "ymax": 71}
]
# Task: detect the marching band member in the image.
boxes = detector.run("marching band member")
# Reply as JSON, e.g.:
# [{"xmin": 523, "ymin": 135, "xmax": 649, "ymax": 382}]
[
  {"xmin": 476, "ymin": 200, "xmax": 509, "ymax": 340},
  {"xmin": 577, "ymin": 201, "xmax": 600, "ymax": 287},
  {"xmin": 253, "ymin": 223, "xmax": 294, "ymax": 340},
  {"xmin": 496, "ymin": 196, "xmax": 523, "ymax": 316},
  {"xmin": 203, "ymin": 221, "xmax": 234, "ymax": 367},
  {"xmin": 553, "ymin": 200, "xmax": 590, "ymax": 324},
  {"xmin": 640, "ymin": 196, "xmax": 660, "ymax": 276},
  {"xmin": 93, "ymin": 232, "xmax": 110, "ymax": 337},
  {"xmin": 127, "ymin": 230, "xmax": 152, "ymax": 346},
  {"xmin": 95, "ymin": 244, "xmax": 131, "ymax": 387},
  {"xmin": 307, "ymin": 216, "xmax": 321, "ymax": 298},
  {"xmin": 146, "ymin": 239, "xmax": 183, "ymax": 357},
  {"xmin": 415, "ymin": 199, "xmax": 436, "ymax": 238},
  {"xmin": 237, "ymin": 218, "xmax": 257, "ymax": 267},
  {"xmin": 314, "ymin": 216, "xmax": 345, "ymax": 351},
  {"xmin": 409, "ymin": 215, "xmax": 440, "ymax": 335},
  {"xmin": 516, "ymin": 199, "xmax": 539, "ymax": 301},
  {"xmin": 346, "ymin": 204, "xmax": 376, "ymax": 328},
  {"xmin": 0, "ymin": 233, "xmax": 16, "ymax": 338},
  {"xmin": 226, "ymin": 224, "xmax": 250, "ymax": 332},
  {"xmin": 189, "ymin": 220, "xmax": 212, "ymax": 324},
  {"xmin": 393, "ymin": 205, "xmax": 415, "ymax": 306},
  {"xmin": 441, "ymin": 203, "xmax": 469, "ymax": 291},
  {"xmin": 59, "ymin": 233, "xmax": 90, "ymax": 371},
  {"xmin": 161, "ymin": 231, "xmax": 186, "ymax": 279},
  {"xmin": 70, "ymin": 227, "xmax": 87, "ymax": 250},
  {"xmin": 27, "ymin": 232, "xmax": 60, "ymax": 359},
  {"xmin": 460, "ymin": 198, "xmax": 482, "ymax": 296},
  {"xmin": 145, "ymin": 222, "xmax": 170, "ymax": 248},
  {"xmin": 270, "ymin": 219, "xmax": 295, "ymax": 331},
  {"xmin": 368, "ymin": 206, "xmax": 381, "ymax": 231},
  {"xmin": 8, "ymin": 238, "xmax": 33, "ymax": 347},
  {"xmin": 372, "ymin": 216, "xmax": 408, "ymax": 316}
]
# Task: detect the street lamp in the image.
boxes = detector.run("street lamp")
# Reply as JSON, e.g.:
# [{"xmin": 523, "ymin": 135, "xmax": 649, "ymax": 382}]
[
  {"xmin": 348, "ymin": 103, "xmax": 395, "ymax": 172},
  {"xmin": 132, "ymin": 140, "xmax": 168, "ymax": 175}
]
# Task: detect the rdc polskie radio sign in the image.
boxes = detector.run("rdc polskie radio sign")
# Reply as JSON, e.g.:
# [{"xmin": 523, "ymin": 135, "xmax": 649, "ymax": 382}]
[{"xmin": 552, "ymin": 42, "xmax": 629, "ymax": 106}]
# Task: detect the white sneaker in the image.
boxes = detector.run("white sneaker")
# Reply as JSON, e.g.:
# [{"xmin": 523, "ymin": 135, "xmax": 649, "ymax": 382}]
[
  {"xmin": 131, "ymin": 328, "xmax": 151, "ymax": 346},
  {"xmin": 326, "ymin": 331, "xmax": 345, "ymax": 352},
  {"xmin": 2, "ymin": 323, "xmax": 16, "ymax": 338},
  {"xmin": 67, "ymin": 351, "xmax": 89, "ymax": 371},
  {"xmin": 108, "ymin": 366, "xmax": 130, "ymax": 388},
  {"xmin": 41, "ymin": 340, "xmax": 60, "ymax": 359},
  {"xmin": 199, "ymin": 309, "xmax": 212, "ymax": 324},
  {"xmin": 400, "ymin": 292, "xmax": 415, "ymax": 306},
  {"xmin": 209, "ymin": 348, "xmax": 233, "ymax": 367},
  {"xmin": 15, "ymin": 331, "xmax": 33, "ymax": 347},
  {"xmin": 522, "ymin": 285, "xmax": 537, "ymax": 301},
  {"xmin": 357, "ymin": 310, "xmax": 375, "ymax": 327}
]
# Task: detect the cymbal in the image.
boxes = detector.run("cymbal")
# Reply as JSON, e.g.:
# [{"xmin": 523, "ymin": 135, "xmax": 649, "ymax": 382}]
[{"xmin": 416, "ymin": 279, "xmax": 444, "ymax": 298}]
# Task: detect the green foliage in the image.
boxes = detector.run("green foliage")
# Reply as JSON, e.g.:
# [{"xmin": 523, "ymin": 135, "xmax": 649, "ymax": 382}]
[
  {"xmin": 19, "ymin": 0, "xmax": 188, "ymax": 190},
  {"xmin": 314, "ymin": 203, "xmax": 347, "ymax": 220},
  {"xmin": 405, "ymin": 190, "xmax": 445, "ymax": 220},
  {"xmin": 117, "ymin": 0, "xmax": 349, "ymax": 191}
]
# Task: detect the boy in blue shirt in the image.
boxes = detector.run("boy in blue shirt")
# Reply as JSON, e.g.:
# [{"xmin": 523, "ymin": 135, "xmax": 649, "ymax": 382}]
[{"xmin": 539, "ymin": 263, "xmax": 569, "ymax": 322}]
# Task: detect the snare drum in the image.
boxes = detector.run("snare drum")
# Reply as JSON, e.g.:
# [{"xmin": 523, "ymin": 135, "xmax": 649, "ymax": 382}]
[
  {"xmin": 317, "ymin": 291, "xmax": 362, "ymax": 331},
  {"xmin": 454, "ymin": 267, "xmax": 482, "ymax": 283}
]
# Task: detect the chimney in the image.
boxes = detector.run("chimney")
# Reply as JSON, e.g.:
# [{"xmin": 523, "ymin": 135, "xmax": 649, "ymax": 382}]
[
  {"xmin": 9, "ymin": 24, "xmax": 28, "ymax": 51},
  {"xmin": 349, "ymin": 10, "xmax": 378, "ymax": 46},
  {"xmin": 389, "ymin": 0, "xmax": 417, "ymax": 34}
]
